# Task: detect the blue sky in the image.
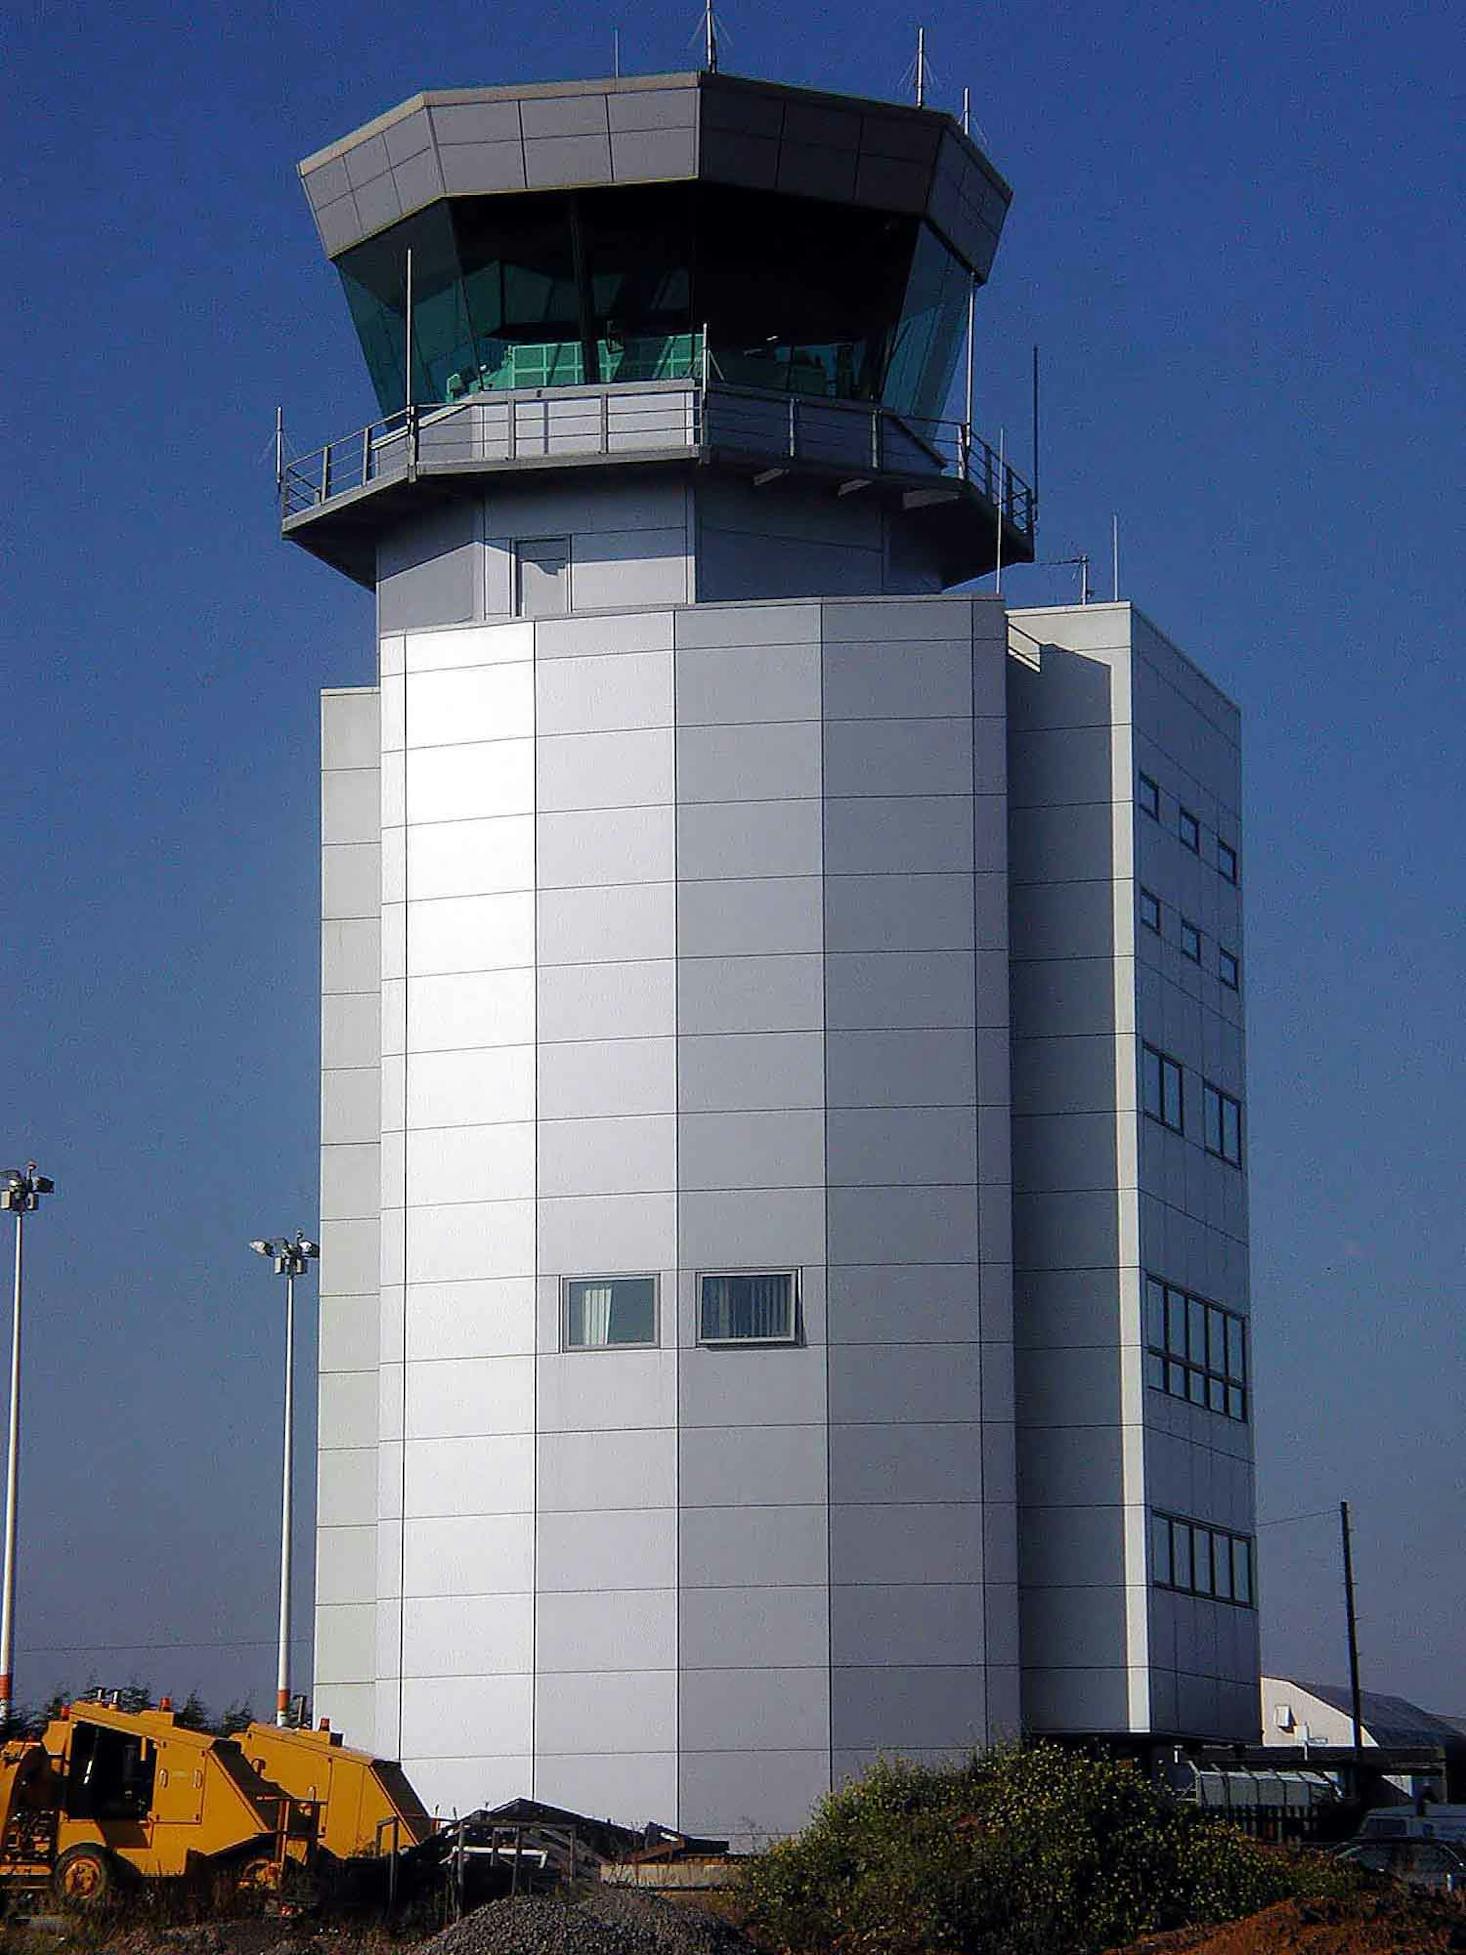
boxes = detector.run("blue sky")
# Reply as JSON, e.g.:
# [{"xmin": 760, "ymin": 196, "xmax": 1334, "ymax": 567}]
[{"xmin": 1, "ymin": 0, "xmax": 1461, "ymax": 1720}]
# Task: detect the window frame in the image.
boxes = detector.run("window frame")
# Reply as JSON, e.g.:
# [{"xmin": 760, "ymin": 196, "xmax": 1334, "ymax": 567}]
[
  {"xmin": 514, "ymin": 535, "xmax": 572, "ymax": 618},
  {"xmin": 1203, "ymin": 1080, "xmax": 1244, "ymax": 1165},
  {"xmin": 1219, "ymin": 945, "xmax": 1240, "ymax": 990},
  {"xmin": 1217, "ymin": 836, "xmax": 1239, "ymax": 884},
  {"xmin": 1152, "ymin": 1511, "xmax": 1256, "ymax": 1609},
  {"xmin": 1179, "ymin": 917, "xmax": 1202, "ymax": 962},
  {"xmin": 560, "ymin": 1272, "xmax": 660, "ymax": 1352},
  {"xmin": 1141, "ymin": 1042, "xmax": 1185, "ymax": 1134},
  {"xmin": 1138, "ymin": 772, "xmax": 1161, "ymax": 820},
  {"xmin": 1178, "ymin": 806, "xmax": 1201, "ymax": 853},
  {"xmin": 696, "ymin": 1268, "xmax": 801, "ymax": 1347},
  {"xmin": 1139, "ymin": 886, "xmax": 1162, "ymax": 934},
  {"xmin": 1144, "ymin": 1274, "xmax": 1248, "ymax": 1422}
]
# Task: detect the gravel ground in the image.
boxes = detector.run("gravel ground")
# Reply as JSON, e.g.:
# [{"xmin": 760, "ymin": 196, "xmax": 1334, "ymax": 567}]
[{"xmin": 417, "ymin": 1887, "xmax": 752, "ymax": 1955}]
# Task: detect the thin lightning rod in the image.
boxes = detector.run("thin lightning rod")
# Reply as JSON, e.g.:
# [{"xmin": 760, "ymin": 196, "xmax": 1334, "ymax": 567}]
[
  {"xmin": 613, "ymin": 26, "xmax": 621, "ymax": 76},
  {"xmin": 1112, "ymin": 512, "xmax": 1120, "ymax": 600},
  {"xmin": 1031, "ymin": 345, "xmax": 1040, "ymax": 530},
  {"xmin": 916, "ymin": 27, "xmax": 926, "ymax": 107}
]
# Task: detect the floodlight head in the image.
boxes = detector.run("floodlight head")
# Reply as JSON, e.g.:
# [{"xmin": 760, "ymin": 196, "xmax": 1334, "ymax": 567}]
[
  {"xmin": 299, "ymin": 1239, "xmax": 321, "ymax": 1259},
  {"xmin": 249, "ymin": 1239, "xmax": 276, "ymax": 1257},
  {"xmin": 31, "ymin": 1175, "xmax": 53, "ymax": 1196},
  {"xmin": 0, "ymin": 1171, "xmax": 21, "ymax": 1190}
]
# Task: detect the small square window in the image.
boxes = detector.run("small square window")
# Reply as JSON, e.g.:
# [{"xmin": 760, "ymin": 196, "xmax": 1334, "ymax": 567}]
[
  {"xmin": 1179, "ymin": 807, "xmax": 1201, "ymax": 853},
  {"xmin": 1138, "ymin": 772, "xmax": 1160, "ymax": 819},
  {"xmin": 1218, "ymin": 837, "xmax": 1239, "ymax": 884},
  {"xmin": 1180, "ymin": 918, "xmax": 1202, "ymax": 962},
  {"xmin": 1139, "ymin": 887, "xmax": 1161, "ymax": 933},
  {"xmin": 1141, "ymin": 1043, "xmax": 1184, "ymax": 1132},
  {"xmin": 1219, "ymin": 946, "xmax": 1240, "ymax": 989},
  {"xmin": 563, "ymin": 1275, "xmax": 658, "ymax": 1348},
  {"xmin": 699, "ymin": 1270, "xmax": 798, "ymax": 1344},
  {"xmin": 515, "ymin": 536, "xmax": 571, "ymax": 618}
]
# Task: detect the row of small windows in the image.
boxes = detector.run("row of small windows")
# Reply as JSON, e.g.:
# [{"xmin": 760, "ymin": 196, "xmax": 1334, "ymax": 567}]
[
  {"xmin": 1145, "ymin": 1276, "xmax": 1248, "ymax": 1421},
  {"xmin": 1141, "ymin": 1045, "xmax": 1245, "ymax": 1166},
  {"xmin": 1152, "ymin": 1511, "xmax": 1255, "ymax": 1608},
  {"xmin": 1138, "ymin": 888, "xmax": 1240, "ymax": 988},
  {"xmin": 563, "ymin": 1270, "xmax": 798, "ymax": 1350},
  {"xmin": 1138, "ymin": 772, "xmax": 1239, "ymax": 884}
]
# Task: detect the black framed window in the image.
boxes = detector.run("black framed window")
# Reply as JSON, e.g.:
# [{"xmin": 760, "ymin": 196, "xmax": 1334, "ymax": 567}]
[
  {"xmin": 1218, "ymin": 837, "xmax": 1239, "ymax": 884},
  {"xmin": 1179, "ymin": 806, "xmax": 1201, "ymax": 853},
  {"xmin": 1152, "ymin": 1511, "xmax": 1255, "ymax": 1608},
  {"xmin": 1144, "ymin": 1275, "xmax": 1248, "ymax": 1420},
  {"xmin": 1203, "ymin": 1081, "xmax": 1243, "ymax": 1165},
  {"xmin": 1219, "ymin": 946, "xmax": 1240, "ymax": 989},
  {"xmin": 1141, "ymin": 1043, "xmax": 1184, "ymax": 1132},
  {"xmin": 1180, "ymin": 918, "xmax": 1202, "ymax": 962},
  {"xmin": 1139, "ymin": 887, "xmax": 1161, "ymax": 933},
  {"xmin": 1138, "ymin": 772, "xmax": 1160, "ymax": 819}
]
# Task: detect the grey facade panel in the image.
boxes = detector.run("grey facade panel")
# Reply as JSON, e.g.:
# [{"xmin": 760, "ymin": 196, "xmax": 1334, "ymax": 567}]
[
  {"xmin": 607, "ymin": 86, "xmax": 698, "ymax": 131},
  {"xmin": 524, "ymin": 134, "xmax": 614, "ymax": 189},
  {"xmin": 429, "ymin": 100, "xmax": 524, "ymax": 144},
  {"xmin": 439, "ymin": 141, "xmax": 529, "ymax": 195},
  {"xmin": 611, "ymin": 129, "xmax": 699, "ymax": 181}
]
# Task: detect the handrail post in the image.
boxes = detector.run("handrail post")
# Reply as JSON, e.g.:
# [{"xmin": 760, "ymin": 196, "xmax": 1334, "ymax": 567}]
[
  {"xmin": 320, "ymin": 445, "xmax": 331, "ymax": 503},
  {"xmin": 361, "ymin": 424, "xmax": 372, "ymax": 488},
  {"xmin": 601, "ymin": 386, "xmax": 610, "ymax": 457},
  {"xmin": 788, "ymin": 393, "xmax": 797, "ymax": 459}
]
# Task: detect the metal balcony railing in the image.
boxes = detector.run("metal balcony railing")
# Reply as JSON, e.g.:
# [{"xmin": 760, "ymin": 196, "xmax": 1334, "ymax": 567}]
[{"xmin": 277, "ymin": 379, "xmax": 1036, "ymax": 541}]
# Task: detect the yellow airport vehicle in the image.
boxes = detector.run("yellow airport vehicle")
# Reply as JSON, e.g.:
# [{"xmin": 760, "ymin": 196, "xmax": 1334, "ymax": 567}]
[
  {"xmin": 0, "ymin": 1698, "xmax": 309, "ymax": 1904},
  {"xmin": 229, "ymin": 1720, "xmax": 432, "ymax": 1863}
]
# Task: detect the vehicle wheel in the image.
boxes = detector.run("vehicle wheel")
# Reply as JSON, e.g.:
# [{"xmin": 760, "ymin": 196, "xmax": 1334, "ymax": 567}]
[{"xmin": 52, "ymin": 1845, "xmax": 115, "ymax": 1908}]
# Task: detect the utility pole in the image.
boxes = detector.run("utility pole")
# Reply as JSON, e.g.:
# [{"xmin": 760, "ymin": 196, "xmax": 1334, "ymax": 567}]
[
  {"xmin": 0, "ymin": 1164, "xmax": 54, "ymax": 1730},
  {"xmin": 1340, "ymin": 1499, "xmax": 1365, "ymax": 1764},
  {"xmin": 250, "ymin": 1233, "xmax": 320, "ymax": 1724}
]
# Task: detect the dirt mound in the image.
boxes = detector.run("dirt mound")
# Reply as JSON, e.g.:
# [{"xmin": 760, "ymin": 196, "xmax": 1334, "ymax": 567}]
[
  {"xmin": 418, "ymin": 1887, "xmax": 753, "ymax": 1955},
  {"xmin": 1111, "ymin": 1891, "xmax": 1466, "ymax": 1955}
]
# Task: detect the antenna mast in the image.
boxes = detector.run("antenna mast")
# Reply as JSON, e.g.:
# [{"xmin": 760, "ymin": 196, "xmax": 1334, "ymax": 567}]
[
  {"xmin": 704, "ymin": 0, "xmax": 718, "ymax": 72},
  {"xmin": 915, "ymin": 27, "xmax": 927, "ymax": 107}
]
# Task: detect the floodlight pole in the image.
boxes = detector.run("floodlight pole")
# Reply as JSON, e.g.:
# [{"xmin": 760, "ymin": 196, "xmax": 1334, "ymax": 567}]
[
  {"xmin": 252, "ymin": 1233, "xmax": 318, "ymax": 1725},
  {"xmin": 0, "ymin": 1165, "xmax": 53, "ymax": 1730}
]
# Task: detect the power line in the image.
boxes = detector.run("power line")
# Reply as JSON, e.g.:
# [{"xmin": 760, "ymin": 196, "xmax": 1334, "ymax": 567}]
[
  {"xmin": 1256, "ymin": 1506, "xmax": 1337, "ymax": 1529},
  {"xmin": 18, "ymin": 1633, "xmax": 312, "ymax": 1657}
]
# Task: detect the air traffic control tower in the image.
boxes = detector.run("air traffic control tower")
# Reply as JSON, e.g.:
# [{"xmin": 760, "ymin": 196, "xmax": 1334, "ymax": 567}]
[{"xmin": 288, "ymin": 68, "xmax": 1258, "ymax": 1841}]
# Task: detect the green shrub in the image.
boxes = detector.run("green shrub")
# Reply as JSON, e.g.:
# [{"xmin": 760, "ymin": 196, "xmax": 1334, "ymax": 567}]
[{"xmin": 739, "ymin": 1744, "xmax": 1356, "ymax": 1955}]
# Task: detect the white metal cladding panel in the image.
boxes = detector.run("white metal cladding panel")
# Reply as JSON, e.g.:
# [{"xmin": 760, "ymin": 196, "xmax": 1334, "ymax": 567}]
[
  {"xmin": 531, "ymin": 615, "xmax": 680, "ymax": 1805},
  {"xmin": 379, "ymin": 620, "xmax": 540, "ymax": 1778}
]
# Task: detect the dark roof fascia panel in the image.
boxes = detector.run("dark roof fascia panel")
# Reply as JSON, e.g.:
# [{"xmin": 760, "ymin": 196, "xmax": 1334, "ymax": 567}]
[{"xmin": 299, "ymin": 71, "xmax": 1011, "ymax": 276}]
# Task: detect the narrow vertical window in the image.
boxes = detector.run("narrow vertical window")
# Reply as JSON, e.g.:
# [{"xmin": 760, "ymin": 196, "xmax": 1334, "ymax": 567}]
[
  {"xmin": 1180, "ymin": 918, "xmax": 1202, "ymax": 961},
  {"xmin": 1139, "ymin": 887, "xmax": 1161, "ymax": 933},
  {"xmin": 1179, "ymin": 806, "xmax": 1201, "ymax": 853},
  {"xmin": 1219, "ymin": 946, "xmax": 1240, "ymax": 989},
  {"xmin": 515, "ymin": 536, "xmax": 571, "ymax": 617},
  {"xmin": 1141, "ymin": 1044, "xmax": 1185, "ymax": 1132},
  {"xmin": 1138, "ymin": 772, "xmax": 1160, "ymax": 819},
  {"xmin": 1203, "ymin": 1081, "xmax": 1244, "ymax": 1165},
  {"xmin": 1218, "ymin": 837, "xmax": 1239, "ymax": 884}
]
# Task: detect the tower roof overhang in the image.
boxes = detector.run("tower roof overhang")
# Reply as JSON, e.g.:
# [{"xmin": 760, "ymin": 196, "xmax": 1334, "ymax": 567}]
[{"xmin": 298, "ymin": 70, "xmax": 1012, "ymax": 283}]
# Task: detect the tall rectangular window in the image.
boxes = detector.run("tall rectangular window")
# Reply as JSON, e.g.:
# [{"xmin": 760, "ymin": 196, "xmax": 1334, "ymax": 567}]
[
  {"xmin": 1144, "ymin": 1274, "xmax": 1248, "ymax": 1420},
  {"xmin": 1180, "ymin": 918, "xmax": 1202, "ymax": 962},
  {"xmin": 1139, "ymin": 887, "xmax": 1161, "ymax": 933},
  {"xmin": 1203, "ymin": 1081, "xmax": 1243, "ymax": 1164},
  {"xmin": 563, "ymin": 1275, "xmax": 657, "ymax": 1348},
  {"xmin": 515, "ymin": 536, "xmax": 571, "ymax": 617},
  {"xmin": 1141, "ymin": 1043, "xmax": 1184, "ymax": 1132},
  {"xmin": 1138, "ymin": 772, "xmax": 1160, "ymax": 819},
  {"xmin": 699, "ymin": 1270, "xmax": 798, "ymax": 1344},
  {"xmin": 1219, "ymin": 946, "xmax": 1240, "ymax": 989},
  {"xmin": 1179, "ymin": 806, "xmax": 1201, "ymax": 853},
  {"xmin": 1152, "ymin": 1511, "xmax": 1255, "ymax": 1607},
  {"xmin": 1218, "ymin": 837, "xmax": 1239, "ymax": 884}
]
